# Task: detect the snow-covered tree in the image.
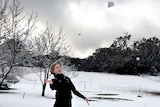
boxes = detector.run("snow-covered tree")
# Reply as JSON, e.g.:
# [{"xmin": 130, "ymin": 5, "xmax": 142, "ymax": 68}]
[
  {"xmin": 0, "ymin": 0, "xmax": 38, "ymax": 89},
  {"xmin": 30, "ymin": 24, "xmax": 71, "ymax": 96}
]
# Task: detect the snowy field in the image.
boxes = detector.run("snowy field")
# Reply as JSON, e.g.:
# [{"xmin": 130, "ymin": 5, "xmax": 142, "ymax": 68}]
[{"xmin": 0, "ymin": 68, "xmax": 160, "ymax": 107}]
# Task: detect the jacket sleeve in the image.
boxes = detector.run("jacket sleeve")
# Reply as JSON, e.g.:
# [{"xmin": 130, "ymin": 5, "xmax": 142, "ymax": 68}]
[
  {"xmin": 68, "ymin": 78, "xmax": 86, "ymax": 99},
  {"xmin": 50, "ymin": 79, "xmax": 57, "ymax": 90}
]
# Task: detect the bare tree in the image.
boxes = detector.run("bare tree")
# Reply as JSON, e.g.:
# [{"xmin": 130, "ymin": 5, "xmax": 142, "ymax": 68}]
[
  {"xmin": 0, "ymin": 0, "xmax": 38, "ymax": 88},
  {"xmin": 0, "ymin": 0, "xmax": 9, "ymax": 44},
  {"xmin": 30, "ymin": 24, "xmax": 70, "ymax": 96}
]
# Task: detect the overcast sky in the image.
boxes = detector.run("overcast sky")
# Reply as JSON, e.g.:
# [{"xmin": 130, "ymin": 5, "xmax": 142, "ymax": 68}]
[{"xmin": 22, "ymin": 0, "xmax": 160, "ymax": 58}]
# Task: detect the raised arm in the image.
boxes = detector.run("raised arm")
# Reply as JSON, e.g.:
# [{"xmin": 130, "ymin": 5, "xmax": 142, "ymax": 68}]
[{"xmin": 45, "ymin": 79, "xmax": 57, "ymax": 90}]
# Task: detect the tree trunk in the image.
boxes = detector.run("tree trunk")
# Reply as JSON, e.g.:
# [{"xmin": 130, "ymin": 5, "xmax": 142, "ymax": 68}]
[
  {"xmin": 0, "ymin": 66, "xmax": 13, "ymax": 87},
  {"xmin": 41, "ymin": 83, "xmax": 46, "ymax": 96}
]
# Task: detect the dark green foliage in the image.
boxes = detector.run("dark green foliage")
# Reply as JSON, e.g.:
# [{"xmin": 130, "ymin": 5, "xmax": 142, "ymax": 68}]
[{"xmin": 70, "ymin": 34, "xmax": 160, "ymax": 75}]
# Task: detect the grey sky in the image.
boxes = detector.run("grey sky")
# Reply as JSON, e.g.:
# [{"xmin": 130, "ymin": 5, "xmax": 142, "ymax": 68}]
[{"xmin": 22, "ymin": 0, "xmax": 160, "ymax": 58}]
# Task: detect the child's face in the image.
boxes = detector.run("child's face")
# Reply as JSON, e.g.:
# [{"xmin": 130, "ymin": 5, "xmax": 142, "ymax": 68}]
[{"xmin": 53, "ymin": 64, "xmax": 62, "ymax": 75}]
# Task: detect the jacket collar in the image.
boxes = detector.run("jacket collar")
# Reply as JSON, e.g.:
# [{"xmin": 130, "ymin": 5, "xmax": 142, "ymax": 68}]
[{"xmin": 54, "ymin": 74, "xmax": 65, "ymax": 79}]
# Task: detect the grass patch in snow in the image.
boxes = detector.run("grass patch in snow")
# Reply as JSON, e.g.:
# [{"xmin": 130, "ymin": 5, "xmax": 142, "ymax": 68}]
[
  {"xmin": 97, "ymin": 93, "xmax": 119, "ymax": 96},
  {"xmin": 128, "ymin": 90, "xmax": 160, "ymax": 97},
  {"xmin": 144, "ymin": 91, "xmax": 160, "ymax": 96},
  {"xmin": 0, "ymin": 91, "xmax": 18, "ymax": 94},
  {"xmin": 89, "ymin": 97, "xmax": 133, "ymax": 102}
]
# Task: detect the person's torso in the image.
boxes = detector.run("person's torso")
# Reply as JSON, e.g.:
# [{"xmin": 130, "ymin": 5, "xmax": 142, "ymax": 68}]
[{"xmin": 54, "ymin": 75, "xmax": 72, "ymax": 99}]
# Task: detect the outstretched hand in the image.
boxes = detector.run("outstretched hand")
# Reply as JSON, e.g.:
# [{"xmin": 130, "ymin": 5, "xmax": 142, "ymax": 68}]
[
  {"xmin": 44, "ymin": 79, "xmax": 53, "ymax": 84},
  {"xmin": 85, "ymin": 98, "xmax": 90, "ymax": 105}
]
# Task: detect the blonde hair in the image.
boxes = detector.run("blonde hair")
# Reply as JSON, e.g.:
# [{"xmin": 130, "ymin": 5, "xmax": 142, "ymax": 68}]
[{"xmin": 50, "ymin": 62, "xmax": 61, "ymax": 74}]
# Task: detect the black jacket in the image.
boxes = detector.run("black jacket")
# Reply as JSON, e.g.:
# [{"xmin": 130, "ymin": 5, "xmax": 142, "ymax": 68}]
[{"xmin": 50, "ymin": 74, "xmax": 85, "ymax": 107}]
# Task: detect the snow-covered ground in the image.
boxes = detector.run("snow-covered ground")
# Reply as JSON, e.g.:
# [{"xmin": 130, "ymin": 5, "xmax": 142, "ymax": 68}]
[{"xmin": 0, "ymin": 69, "xmax": 160, "ymax": 107}]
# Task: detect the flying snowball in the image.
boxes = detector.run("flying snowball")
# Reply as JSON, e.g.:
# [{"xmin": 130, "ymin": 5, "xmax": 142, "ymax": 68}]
[{"xmin": 108, "ymin": 1, "xmax": 115, "ymax": 8}]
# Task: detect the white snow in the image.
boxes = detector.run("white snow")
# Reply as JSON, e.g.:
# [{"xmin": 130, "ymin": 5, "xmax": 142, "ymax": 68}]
[{"xmin": 0, "ymin": 69, "xmax": 160, "ymax": 107}]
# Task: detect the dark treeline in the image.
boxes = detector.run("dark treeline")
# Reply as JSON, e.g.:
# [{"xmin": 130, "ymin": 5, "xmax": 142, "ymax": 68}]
[{"xmin": 70, "ymin": 34, "xmax": 160, "ymax": 76}]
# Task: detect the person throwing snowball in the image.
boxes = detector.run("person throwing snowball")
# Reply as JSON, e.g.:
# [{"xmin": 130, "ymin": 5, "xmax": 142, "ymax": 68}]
[{"xmin": 45, "ymin": 62, "xmax": 89, "ymax": 107}]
